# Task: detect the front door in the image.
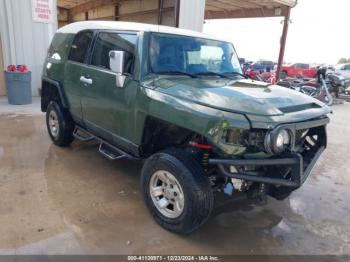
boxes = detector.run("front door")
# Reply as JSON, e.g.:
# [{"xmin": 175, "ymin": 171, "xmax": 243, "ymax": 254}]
[
  {"xmin": 80, "ymin": 31, "xmax": 139, "ymax": 148},
  {"xmin": 63, "ymin": 30, "xmax": 94, "ymax": 123}
]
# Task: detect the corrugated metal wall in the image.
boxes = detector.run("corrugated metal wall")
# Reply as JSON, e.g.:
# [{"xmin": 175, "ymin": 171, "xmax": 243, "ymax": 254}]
[
  {"xmin": 0, "ymin": 36, "xmax": 5, "ymax": 95},
  {"xmin": 0, "ymin": 0, "xmax": 58, "ymax": 96}
]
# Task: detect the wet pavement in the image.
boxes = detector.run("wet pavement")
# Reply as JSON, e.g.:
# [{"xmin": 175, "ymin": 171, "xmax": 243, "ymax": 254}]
[{"xmin": 0, "ymin": 103, "xmax": 349, "ymax": 255}]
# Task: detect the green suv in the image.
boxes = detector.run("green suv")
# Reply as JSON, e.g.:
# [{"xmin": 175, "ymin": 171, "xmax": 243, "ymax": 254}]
[{"xmin": 41, "ymin": 21, "xmax": 331, "ymax": 234}]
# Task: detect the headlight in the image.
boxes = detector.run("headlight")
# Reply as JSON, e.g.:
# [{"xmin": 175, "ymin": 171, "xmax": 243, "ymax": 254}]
[
  {"xmin": 276, "ymin": 129, "xmax": 290, "ymax": 150},
  {"xmin": 265, "ymin": 128, "xmax": 291, "ymax": 154},
  {"xmin": 216, "ymin": 127, "xmax": 248, "ymax": 155}
]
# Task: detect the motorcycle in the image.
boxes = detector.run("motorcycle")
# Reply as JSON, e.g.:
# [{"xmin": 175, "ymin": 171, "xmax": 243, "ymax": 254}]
[
  {"xmin": 326, "ymin": 73, "xmax": 346, "ymax": 97},
  {"xmin": 277, "ymin": 68, "xmax": 334, "ymax": 106},
  {"xmin": 299, "ymin": 78, "xmax": 333, "ymax": 106}
]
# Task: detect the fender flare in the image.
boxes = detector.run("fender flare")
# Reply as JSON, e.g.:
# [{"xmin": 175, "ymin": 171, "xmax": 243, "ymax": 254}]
[{"xmin": 41, "ymin": 76, "xmax": 69, "ymax": 110}]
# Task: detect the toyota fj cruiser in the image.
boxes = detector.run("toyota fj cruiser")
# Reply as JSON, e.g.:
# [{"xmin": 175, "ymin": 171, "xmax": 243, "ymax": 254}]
[{"xmin": 41, "ymin": 21, "xmax": 331, "ymax": 234}]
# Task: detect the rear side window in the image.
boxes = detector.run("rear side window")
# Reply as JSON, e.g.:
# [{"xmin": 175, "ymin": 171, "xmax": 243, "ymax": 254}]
[
  {"xmin": 90, "ymin": 32, "xmax": 137, "ymax": 74},
  {"xmin": 47, "ymin": 33, "xmax": 67, "ymax": 59},
  {"xmin": 295, "ymin": 63, "xmax": 309, "ymax": 69},
  {"xmin": 69, "ymin": 31, "xmax": 93, "ymax": 63},
  {"xmin": 261, "ymin": 61, "xmax": 273, "ymax": 66}
]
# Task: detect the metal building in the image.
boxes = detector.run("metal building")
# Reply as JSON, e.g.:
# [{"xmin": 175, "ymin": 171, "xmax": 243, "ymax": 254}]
[
  {"xmin": 0, "ymin": 0, "xmax": 296, "ymax": 97},
  {"xmin": 0, "ymin": 0, "xmax": 57, "ymax": 96}
]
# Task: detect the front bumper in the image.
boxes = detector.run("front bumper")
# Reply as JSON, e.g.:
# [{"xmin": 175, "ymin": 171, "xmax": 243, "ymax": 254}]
[
  {"xmin": 209, "ymin": 146, "xmax": 324, "ymax": 187},
  {"xmin": 209, "ymin": 118, "xmax": 328, "ymax": 188}
]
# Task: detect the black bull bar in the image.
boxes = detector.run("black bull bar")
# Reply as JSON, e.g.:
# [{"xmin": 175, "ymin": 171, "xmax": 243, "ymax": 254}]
[
  {"xmin": 209, "ymin": 118, "xmax": 329, "ymax": 188},
  {"xmin": 209, "ymin": 146, "xmax": 324, "ymax": 187}
]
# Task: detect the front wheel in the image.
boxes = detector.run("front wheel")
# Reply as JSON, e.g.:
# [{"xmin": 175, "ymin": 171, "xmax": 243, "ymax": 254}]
[
  {"xmin": 323, "ymin": 94, "xmax": 333, "ymax": 106},
  {"xmin": 141, "ymin": 148, "xmax": 214, "ymax": 234}
]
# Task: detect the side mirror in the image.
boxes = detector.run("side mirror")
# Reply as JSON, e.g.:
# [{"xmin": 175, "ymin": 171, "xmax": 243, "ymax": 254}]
[{"xmin": 109, "ymin": 50, "xmax": 126, "ymax": 88}]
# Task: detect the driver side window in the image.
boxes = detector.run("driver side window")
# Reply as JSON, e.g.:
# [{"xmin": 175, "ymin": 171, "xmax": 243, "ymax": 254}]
[
  {"xmin": 69, "ymin": 31, "xmax": 93, "ymax": 63},
  {"xmin": 90, "ymin": 32, "xmax": 137, "ymax": 74}
]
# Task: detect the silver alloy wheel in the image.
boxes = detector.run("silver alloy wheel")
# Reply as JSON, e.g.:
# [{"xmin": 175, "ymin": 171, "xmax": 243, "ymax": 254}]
[
  {"xmin": 149, "ymin": 170, "xmax": 185, "ymax": 219},
  {"xmin": 48, "ymin": 110, "xmax": 59, "ymax": 138}
]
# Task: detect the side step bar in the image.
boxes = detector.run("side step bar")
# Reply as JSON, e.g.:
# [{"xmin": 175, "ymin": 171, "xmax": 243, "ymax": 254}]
[
  {"xmin": 73, "ymin": 127, "xmax": 94, "ymax": 142},
  {"xmin": 73, "ymin": 126, "xmax": 137, "ymax": 161},
  {"xmin": 99, "ymin": 142, "xmax": 127, "ymax": 161}
]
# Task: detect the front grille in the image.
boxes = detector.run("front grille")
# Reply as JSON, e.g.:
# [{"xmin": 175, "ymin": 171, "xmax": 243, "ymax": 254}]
[
  {"xmin": 282, "ymin": 118, "xmax": 329, "ymax": 154},
  {"xmin": 293, "ymin": 125, "xmax": 326, "ymax": 165},
  {"xmin": 294, "ymin": 128, "xmax": 309, "ymax": 149}
]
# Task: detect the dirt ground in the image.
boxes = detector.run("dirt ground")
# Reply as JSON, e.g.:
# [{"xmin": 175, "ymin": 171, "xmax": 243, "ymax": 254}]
[{"xmin": 0, "ymin": 102, "xmax": 349, "ymax": 255}]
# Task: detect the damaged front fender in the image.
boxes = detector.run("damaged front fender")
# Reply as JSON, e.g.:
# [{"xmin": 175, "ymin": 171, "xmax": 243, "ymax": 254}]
[{"xmin": 136, "ymin": 87, "xmax": 251, "ymax": 155}]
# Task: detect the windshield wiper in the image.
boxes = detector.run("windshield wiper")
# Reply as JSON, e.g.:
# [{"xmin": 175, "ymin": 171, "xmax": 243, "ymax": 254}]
[
  {"xmin": 154, "ymin": 71, "xmax": 197, "ymax": 78},
  {"xmin": 194, "ymin": 71, "xmax": 247, "ymax": 80},
  {"xmin": 222, "ymin": 71, "xmax": 248, "ymax": 79},
  {"xmin": 194, "ymin": 71, "xmax": 230, "ymax": 78}
]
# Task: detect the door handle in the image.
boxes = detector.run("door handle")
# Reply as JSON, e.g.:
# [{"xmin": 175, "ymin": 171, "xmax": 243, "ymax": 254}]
[{"xmin": 80, "ymin": 76, "xmax": 93, "ymax": 85}]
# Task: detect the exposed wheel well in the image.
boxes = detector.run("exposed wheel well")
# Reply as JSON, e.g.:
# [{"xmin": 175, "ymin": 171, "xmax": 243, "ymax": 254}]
[
  {"xmin": 140, "ymin": 116, "xmax": 201, "ymax": 157},
  {"xmin": 41, "ymin": 80, "xmax": 67, "ymax": 112}
]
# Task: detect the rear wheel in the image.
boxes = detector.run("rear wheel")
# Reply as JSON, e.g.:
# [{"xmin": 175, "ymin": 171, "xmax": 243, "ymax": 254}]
[
  {"xmin": 141, "ymin": 148, "xmax": 214, "ymax": 234},
  {"xmin": 46, "ymin": 101, "xmax": 74, "ymax": 147}
]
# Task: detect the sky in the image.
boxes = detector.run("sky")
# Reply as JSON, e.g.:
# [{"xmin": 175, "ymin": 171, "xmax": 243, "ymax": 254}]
[{"xmin": 203, "ymin": 0, "xmax": 350, "ymax": 65}]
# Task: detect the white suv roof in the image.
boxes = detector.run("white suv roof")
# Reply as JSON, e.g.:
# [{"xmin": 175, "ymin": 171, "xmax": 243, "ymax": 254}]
[{"xmin": 57, "ymin": 21, "xmax": 225, "ymax": 41}]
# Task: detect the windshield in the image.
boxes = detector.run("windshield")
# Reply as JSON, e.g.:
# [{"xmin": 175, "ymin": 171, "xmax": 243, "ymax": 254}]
[{"xmin": 149, "ymin": 33, "xmax": 242, "ymax": 77}]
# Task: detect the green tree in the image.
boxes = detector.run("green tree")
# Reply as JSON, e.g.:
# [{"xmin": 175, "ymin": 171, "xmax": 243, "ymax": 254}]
[{"xmin": 338, "ymin": 58, "xmax": 348, "ymax": 64}]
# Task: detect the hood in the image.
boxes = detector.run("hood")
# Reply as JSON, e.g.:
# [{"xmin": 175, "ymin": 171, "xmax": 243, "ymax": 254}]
[{"xmin": 150, "ymin": 77, "xmax": 330, "ymax": 118}]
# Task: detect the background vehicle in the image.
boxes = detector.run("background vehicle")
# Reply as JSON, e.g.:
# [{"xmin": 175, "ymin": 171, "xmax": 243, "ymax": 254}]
[
  {"xmin": 41, "ymin": 21, "xmax": 331, "ymax": 234},
  {"xmin": 239, "ymin": 58, "xmax": 245, "ymax": 65},
  {"xmin": 249, "ymin": 60, "xmax": 274, "ymax": 72},
  {"xmin": 244, "ymin": 60, "xmax": 274, "ymax": 79},
  {"xmin": 326, "ymin": 73, "xmax": 346, "ymax": 96},
  {"xmin": 345, "ymin": 85, "xmax": 350, "ymax": 94},
  {"xmin": 281, "ymin": 63, "xmax": 318, "ymax": 78},
  {"xmin": 329, "ymin": 63, "xmax": 350, "ymax": 80},
  {"xmin": 239, "ymin": 58, "xmax": 253, "ymax": 73}
]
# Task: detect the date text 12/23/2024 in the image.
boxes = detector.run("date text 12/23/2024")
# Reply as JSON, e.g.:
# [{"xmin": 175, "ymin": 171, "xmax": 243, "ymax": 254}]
[{"xmin": 128, "ymin": 256, "xmax": 219, "ymax": 261}]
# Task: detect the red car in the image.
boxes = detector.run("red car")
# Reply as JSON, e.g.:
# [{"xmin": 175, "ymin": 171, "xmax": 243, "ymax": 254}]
[{"xmin": 281, "ymin": 63, "xmax": 318, "ymax": 78}]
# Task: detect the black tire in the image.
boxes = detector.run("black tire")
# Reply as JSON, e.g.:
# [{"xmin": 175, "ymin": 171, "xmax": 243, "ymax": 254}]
[
  {"xmin": 46, "ymin": 101, "xmax": 74, "ymax": 147},
  {"xmin": 141, "ymin": 148, "xmax": 214, "ymax": 234}
]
